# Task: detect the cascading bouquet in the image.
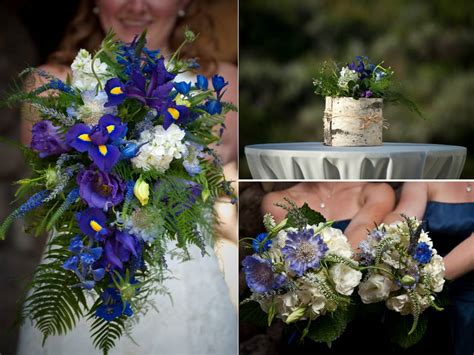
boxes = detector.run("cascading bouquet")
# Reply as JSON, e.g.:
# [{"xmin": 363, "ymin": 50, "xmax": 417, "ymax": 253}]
[
  {"xmin": 0, "ymin": 30, "xmax": 235, "ymax": 353},
  {"xmin": 240, "ymin": 199, "xmax": 363, "ymax": 345},
  {"xmin": 357, "ymin": 215, "xmax": 445, "ymax": 345}
]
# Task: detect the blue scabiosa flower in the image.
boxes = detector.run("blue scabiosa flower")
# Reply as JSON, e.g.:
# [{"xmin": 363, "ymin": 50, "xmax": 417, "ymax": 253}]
[
  {"xmin": 252, "ymin": 233, "xmax": 272, "ymax": 252},
  {"xmin": 412, "ymin": 242, "xmax": 432, "ymax": 264},
  {"xmin": 242, "ymin": 255, "xmax": 286, "ymax": 293},
  {"xmin": 281, "ymin": 229, "xmax": 328, "ymax": 276}
]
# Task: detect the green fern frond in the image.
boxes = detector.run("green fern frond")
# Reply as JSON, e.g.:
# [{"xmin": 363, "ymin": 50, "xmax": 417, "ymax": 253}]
[{"xmin": 89, "ymin": 309, "xmax": 126, "ymax": 355}]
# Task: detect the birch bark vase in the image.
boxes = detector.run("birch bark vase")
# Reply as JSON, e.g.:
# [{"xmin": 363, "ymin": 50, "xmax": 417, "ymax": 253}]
[{"xmin": 323, "ymin": 97, "xmax": 384, "ymax": 146}]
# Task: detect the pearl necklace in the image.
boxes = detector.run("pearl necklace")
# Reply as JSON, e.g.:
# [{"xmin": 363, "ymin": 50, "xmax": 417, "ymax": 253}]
[{"xmin": 467, "ymin": 183, "xmax": 472, "ymax": 193}]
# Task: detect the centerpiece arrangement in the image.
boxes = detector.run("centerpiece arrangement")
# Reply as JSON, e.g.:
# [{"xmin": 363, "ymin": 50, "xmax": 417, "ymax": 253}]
[
  {"xmin": 313, "ymin": 56, "xmax": 420, "ymax": 146},
  {"xmin": 241, "ymin": 203, "xmax": 445, "ymax": 348},
  {"xmin": 0, "ymin": 30, "xmax": 235, "ymax": 354}
]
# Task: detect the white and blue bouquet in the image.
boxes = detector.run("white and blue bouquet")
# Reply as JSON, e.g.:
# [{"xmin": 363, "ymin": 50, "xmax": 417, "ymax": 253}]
[
  {"xmin": 0, "ymin": 30, "xmax": 235, "ymax": 353},
  {"xmin": 358, "ymin": 216, "xmax": 445, "ymax": 343},
  {"xmin": 241, "ymin": 199, "xmax": 363, "ymax": 345}
]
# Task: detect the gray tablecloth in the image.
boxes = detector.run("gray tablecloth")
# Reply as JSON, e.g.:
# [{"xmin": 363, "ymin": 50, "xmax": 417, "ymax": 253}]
[{"xmin": 245, "ymin": 142, "xmax": 467, "ymax": 179}]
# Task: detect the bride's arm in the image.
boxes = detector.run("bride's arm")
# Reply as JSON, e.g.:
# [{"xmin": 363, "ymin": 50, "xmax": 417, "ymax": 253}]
[
  {"xmin": 443, "ymin": 233, "xmax": 474, "ymax": 280},
  {"xmin": 20, "ymin": 64, "xmax": 70, "ymax": 145},
  {"xmin": 345, "ymin": 183, "xmax": 395, "ymax": 250},
  {"xmin": 210, "ymin": 62, "xmax": 237, "ymax": 166},
  {"xmin": 383, "ymin": 182, "xmax": 429, "ymax": 224}
]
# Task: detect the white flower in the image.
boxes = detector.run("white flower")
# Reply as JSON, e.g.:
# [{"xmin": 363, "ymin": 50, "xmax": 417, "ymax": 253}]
[
  {"xmin": 329, "ymin": 263, "xmax": 362, "ymax": 296},
  {"xmin": 358, "ymin": 273, "xmax": 394, "ymax": 304},
  {"xmin": 77, "ymin": 90, "xmax": 117, "ymax": 125},
  {"xmin": 337, "ymin": 67, "xmax": 359, "ymax": 90},
  {"xmin": 386, "ymin": 294, "xmax": 411, "ymax": 315},
  {"xmin": 71, "ymin": 49, "xmax": 113, "ymax": 92},
  {"xmin": 422, "ymin": 254, "xmax": 445, "ymax": 292},
  {"xmin": 319, "ymin": 226, "xmax": 353, "ymax": 258},
  {"xmin": 131, "ymin": 124, "xmax": 186, "ymax": 173}
]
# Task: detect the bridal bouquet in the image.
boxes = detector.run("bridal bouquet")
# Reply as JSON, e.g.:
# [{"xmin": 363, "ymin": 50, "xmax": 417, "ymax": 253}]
[
  {"xmin": 0, "ymin": 30, "xmax": 235, "ymax": 353},
  {"xmin": 358, "ymin": 216, "xmax": 445, "ymax": 338},
  {"xmin": 241, "ymin": 199, "xmax": 362, "ymax": 345}
]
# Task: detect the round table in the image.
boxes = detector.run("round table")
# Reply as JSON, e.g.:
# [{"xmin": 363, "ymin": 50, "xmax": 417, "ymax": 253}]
[{"xmin": 245, "ymin": 142, "xmax": 467, "ymax": 179}]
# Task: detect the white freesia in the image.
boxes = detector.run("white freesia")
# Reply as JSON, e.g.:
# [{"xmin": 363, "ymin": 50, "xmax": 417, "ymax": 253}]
[
  {"xmin": 337, "ymin": 67, "xmax": 359, "ymax": 90},
  {"xmin": 329, "ymin": 263, "xmax": 362, "ymax": 296},
  {"xmin": 358, "ymin": 273, "xmax": 394, "ymax": 303},
  {"xmin": 131, "ymin": 124, "xmax": 186, "ymax": 173},
  {"xmin": 71, "ymin": 49, "xmax": 113, "ymax": 92}
]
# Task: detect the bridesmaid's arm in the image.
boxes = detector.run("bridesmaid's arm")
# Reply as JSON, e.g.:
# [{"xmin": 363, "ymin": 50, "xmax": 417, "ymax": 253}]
[
  {"xmin": 443, "ymin": 232, "xmax": 474, "ymax": 280},
  {"xmin": 345, "ymin": 183, "xmax": 396, "ymax": 250},
  {"xmin": 383, "ymin": 182, "xmax": 429, "ymax": 224}
]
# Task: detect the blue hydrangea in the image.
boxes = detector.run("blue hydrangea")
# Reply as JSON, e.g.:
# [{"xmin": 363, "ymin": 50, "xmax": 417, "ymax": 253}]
[
  {"xmin": 412, "ymin": 242, "xmax": 432, "ymax": 264},
  {"xmin": 242, "ymin": 255, "xmax": 286, "ymax": 293},
  {"xmin": 252, "ymin": 233, "xmax": 272, "ymax": 252},
  {"xmin": 281, "ymin": 228, "xmax": 328, "ymax": 276}
]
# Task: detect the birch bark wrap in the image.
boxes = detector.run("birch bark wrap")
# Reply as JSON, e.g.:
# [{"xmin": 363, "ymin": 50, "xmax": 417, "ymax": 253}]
[{"xmin": 323, "ymin": 97, "xmax": 383, "ymax": 146}]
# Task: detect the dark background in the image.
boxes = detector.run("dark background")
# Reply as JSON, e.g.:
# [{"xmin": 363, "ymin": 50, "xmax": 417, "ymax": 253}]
[{"xmin": 239, "ymin": 0, "xmax": 474, "ymax": 178}]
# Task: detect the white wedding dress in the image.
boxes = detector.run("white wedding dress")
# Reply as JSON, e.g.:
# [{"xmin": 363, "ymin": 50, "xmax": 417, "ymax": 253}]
[
  {"xmin": 17, "ymin": 243, "xmax": 237, "ymax": 355},
  {"xmin": 16, "ymin": 69, "xmax": 237, "ymax": 354}
]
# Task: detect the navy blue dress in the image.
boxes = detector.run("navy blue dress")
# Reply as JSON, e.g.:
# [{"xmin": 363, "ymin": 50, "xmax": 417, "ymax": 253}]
[{"xmin": 424, "ymin": 201, "xmax": 474, "ymax": 355}]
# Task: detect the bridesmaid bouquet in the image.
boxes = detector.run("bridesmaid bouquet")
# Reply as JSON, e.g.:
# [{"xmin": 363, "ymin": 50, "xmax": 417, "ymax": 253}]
[
  {"xmin": 241, "ymin": 199, "xmax": 362, "ymax": 345},
  {"xmin": 0, "ymin": 30, "xmax": 235, "ymax": 353},
  {"xmin": 358, "ymin": 216, "xmax": 445, "ymax": 336}
]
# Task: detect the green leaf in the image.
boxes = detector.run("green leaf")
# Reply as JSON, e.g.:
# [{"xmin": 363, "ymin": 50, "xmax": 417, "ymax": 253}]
[
  {"xmin": 239, "ymin": 301, "xmax": 267, "ymax": 328},
  {"xmin": 306, "ymin": 304, "xmax": 356, "ymax": 346},
  {"xmin": 299, "ymin": 203, "xmax": 326, "ymax": 225},
  {"xmin": 267, "ymin": 299, "xmax": 277, "ymax": 326},
  {"xmin": 388, "ymin": 313, "xmax": 428, "ymax": 349}
]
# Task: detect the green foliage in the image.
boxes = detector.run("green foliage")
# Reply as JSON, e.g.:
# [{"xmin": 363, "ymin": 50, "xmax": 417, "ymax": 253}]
[
  {"xmin": 88, "ymin": 305, "xmax": 126, "ymax": 355},
  {"xmin": 240, "ymin": 300, "xmax": 268, "ymax": 328},
  {"xmin": 388, "ymin": 312, "xmax": 428, "ymax": 348},
  {"xmin": 306, "ymin": 303, "xmax": 357, "ymax": 346},
  {"xmin": 276, "ymin": 198, "xmax": 326, "ymax": 229},
  {"xmin": 20, "ymin": 231, "xmax": 88, "ymax": 345}
]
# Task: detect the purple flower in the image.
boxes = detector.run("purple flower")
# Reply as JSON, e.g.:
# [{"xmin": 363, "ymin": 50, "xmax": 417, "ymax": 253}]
[
  {"xmin": 102, "ymin": 231, "xmax": 139, "ymax": 271},
  {"xmin": 162, "ymin": 102, "xmax": 190, "ymax": 129},
  {"xmin": 104, "ymin": 78, "xmax": 126, "ymax": 107},
  {"xmin": 77, "ymin": 165, "xmax": 125, "ymax": 210},
  {"xmin": 242, "ymin": 255, "xmax": 286, "ymax": 293},
  {"xmin": 30, "ymin": 120, "xmax": 69, "ymax": 158},
  {"xmin": 96, "ymin": 288, "xmax": 133, "ymax": 321},
  {"xmin": 281, "ymin": 229, "xmax": 328, "ymax": 276},
  {"xmin": 77, "ymin": 208, "xmax": 110, "ymax": 240},
  {"xmin": 412, "ymin": 242, "xmax": 432, "ymax": 264},
  {"xmin": 362, "ymin": 90, "xmax": 373, "ymax": 98},
  {"xmin": 66, "ymin": 115, "xmax": 127, "ymax": 172}
]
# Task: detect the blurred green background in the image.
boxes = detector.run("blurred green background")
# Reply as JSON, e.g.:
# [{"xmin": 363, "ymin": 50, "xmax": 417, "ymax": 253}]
[{"xmin": 239, "ymin": 0, "xmax": 474, "ymax": 178}]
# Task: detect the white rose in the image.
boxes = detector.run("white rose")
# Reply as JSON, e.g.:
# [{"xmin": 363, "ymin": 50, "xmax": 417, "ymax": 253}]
[
  {"xmin": 358, "ymin": 274, "xmax": 393, "ymax": 304},
  {"xmin": 386, "ymin": 294, "xmax": 411, "ymax": 315},
  {"xmin": 319, "ymin": 227, "xmax": 353, "ymax": 258},
  {"xmin": 329, "ymin": 263, "xmax": 362, "ymax": 296},
  {"xmin": 422, "ymin": 254, "xmax": 445, "ymax": 292}
]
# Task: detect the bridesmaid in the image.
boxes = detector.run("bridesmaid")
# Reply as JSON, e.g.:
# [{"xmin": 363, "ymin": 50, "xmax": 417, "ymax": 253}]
[
  {"xmin": 384, "ymin": 181, "xmax": 474, "ymax": 355},
  {"xmin": 261, "ymin": 182, "xmax": 396, "ymax": 250}
]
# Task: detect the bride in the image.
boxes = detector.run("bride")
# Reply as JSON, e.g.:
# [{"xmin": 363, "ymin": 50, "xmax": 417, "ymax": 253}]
[{"xmin": 17, "ymin": 0, "xmax": 237, "ymax": 354}]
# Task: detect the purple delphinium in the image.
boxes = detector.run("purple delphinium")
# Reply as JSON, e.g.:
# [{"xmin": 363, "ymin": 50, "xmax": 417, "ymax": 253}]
[
  {"xmin": 76, "ymin": 165, "xmax": 125, "ymax": 211},
  {"xmin": 31, "ymin": 120, "xmax": 69, "ymax": 158},
  {"xmin": 96, "ymin": 287, "xmax": 133, "ymax": 321},
  {"xmin": 412, "ymin": 242, "xmax": 432, "ymax": 264},
  {"xmin": 242, "ymin": 255, "xmax": 286, "ymax": 293},
  {"xmin": 252, "ymin": 233, "xmax": 272, "ymax": 253},
  {"xmin": 281, "ymin": 229, "xmax": 328, "ymax": 276}
]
